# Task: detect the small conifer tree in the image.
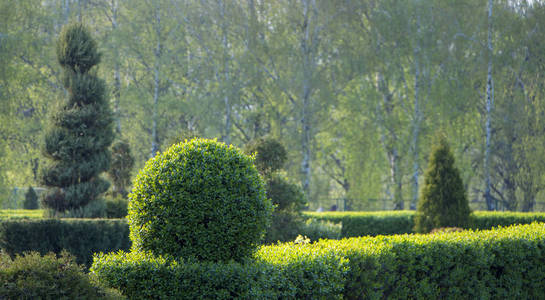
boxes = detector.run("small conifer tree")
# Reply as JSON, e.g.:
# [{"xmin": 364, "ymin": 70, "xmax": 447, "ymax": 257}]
[
  {"xmin": 107, "ymin": 140, "xmax": 134, "ymax": 197},
  {"xmin": 41, "ymin": 23, "xmax": 114, "ymax": 216},
  {"xmin": 414, "ymin": 134, "xmax": 471, "ymax": 233},
  {"xmin": 23, "ymin": 186, "xmax": 39, "ymax": 210}
]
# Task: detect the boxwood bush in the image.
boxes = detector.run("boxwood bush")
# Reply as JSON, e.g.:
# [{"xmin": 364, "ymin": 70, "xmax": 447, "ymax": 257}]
[
  {"xmin": 128, "ymin": 138, "xmax": 272, "ymax": 262},
  {"xmin": 0, "ymin": 251, "xmax": 123, "ymax": 299},
  {"xmin": 93, "ymin": 223, "xmax": 545, "ymax": 299}
]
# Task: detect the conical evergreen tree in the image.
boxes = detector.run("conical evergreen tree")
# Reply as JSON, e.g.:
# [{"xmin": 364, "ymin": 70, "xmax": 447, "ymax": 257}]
[
  {"xmin": 23, "ymin": 186, "xmax": 39, "ymax": 210},
  {"xmin": 414, "ymin": 134, "xmax": 471, "ymax": 233},
  {"xmin": 41, "ymin": 23, "xmax": 114, "ymax": 216}
]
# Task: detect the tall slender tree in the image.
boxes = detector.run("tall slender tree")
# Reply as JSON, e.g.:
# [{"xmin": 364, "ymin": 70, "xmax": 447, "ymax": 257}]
[{"xmin": 41, "ymin": 23, "xmax": 114, "ymax": 215}]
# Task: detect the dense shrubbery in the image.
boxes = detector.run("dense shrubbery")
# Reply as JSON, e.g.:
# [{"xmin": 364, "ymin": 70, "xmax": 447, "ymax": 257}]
[
  {"xmin": 415, "ymin": 135, "xmax": 471, "ymax": 233},
  {"xmin": 129, "ymin": 138, "xmax": 272, "ymax": 262},
  {"xmin": 305, "ymin": 210, "xmax": 545, "ymax": 237},
  {"xmin": 105, "ymin": 195, "xmax": 128, "ymax": 218},
  {"xmin": 93, "ymin": 223, "xmax": 545, "ymax": 299},
  {"xmin": 0, "ymin": 219, "xmax": 130, "ymax": 267},
  {"xmin": 0, "ymin": 251, "xmax": 123, "ymax": 299},
  {"xmin": 245, "ymin": 137, "xmax": 307, "ymax": 244}
]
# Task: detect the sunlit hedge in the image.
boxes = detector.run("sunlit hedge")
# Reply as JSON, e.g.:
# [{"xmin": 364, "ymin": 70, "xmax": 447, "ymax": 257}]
[
  {"xmin": 304, "ymin": 210, "xmax": 545, "ymax": 237},
  {"xmin": 92, "ymin": 223, "xmax": 545, "ymax": 299}
]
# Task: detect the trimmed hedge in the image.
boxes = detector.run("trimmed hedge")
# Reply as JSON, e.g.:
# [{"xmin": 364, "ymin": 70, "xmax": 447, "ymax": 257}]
[
  {"xmin": 0, "ymin": 219, "xmax": 130, "ymax": 267},
  {"xmin": 305, "ymin": 210, "xmax": 545, "ymax": 237},
  {"xmin": 91, "ymin": 249, "xmax": 346, "ymax": 299},
  {"xmin": 92, "ymin": 223, "xmax": 545, "ymax": 299},
  {"xmin": 0, "ymin": 209, "xmax": 45, "ymax": 219}
]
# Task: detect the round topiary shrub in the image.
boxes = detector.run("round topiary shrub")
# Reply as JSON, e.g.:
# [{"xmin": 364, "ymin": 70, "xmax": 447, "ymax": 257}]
[{"xmin": 128, "ymin": 138, "xmax": 272, "ymax": 262}]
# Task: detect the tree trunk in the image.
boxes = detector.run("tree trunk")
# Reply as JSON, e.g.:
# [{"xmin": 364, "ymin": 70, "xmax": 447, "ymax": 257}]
[
  {"xmin": 411, "ymin": 13, "xmax": 421, "ymax": 210},
  {"xmin": 300, "ymin": 0, "xmax": 315, "ymax": 197},
  {"xmin": 220, "ymin": 0, "xmax": 231, "ymax": 145},
  {"xmin": 112, "ymin": 0, "xmax": 122, "ymax": 135},
  {"xmin": 151, "ymin": 11, "xmax": 161, "ymax": 158},
  {"xmin": 484, "ymin": 0, "xmax": 495, "ymax": 210}
]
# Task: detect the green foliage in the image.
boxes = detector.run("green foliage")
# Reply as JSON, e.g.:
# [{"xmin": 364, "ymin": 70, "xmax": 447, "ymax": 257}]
[
  {"xmin": 107, "ymin": 140, "xmax": 134, "ymax": 197},
  {"xmin": 91, "ymin": 243, "xmax": 346, "ymax": 300},
  {"xmin": 305, "ymin": 211, "xmax": 415, "ymax": 237},
  {"xmin": 305, "ymin": 210, "xmax": 545, "ymax": 237},
  {"xmin": 245, "ymin": 137, "xmax": 306, "ymax": 243},
  {"xmin": 415, "ymin": 136, "xmax": 471, "ymax": 233},
  {"xmin": 0, "ymin": 251, "xmax": 123, "ymax": 299},
  {"xmin": 0, "ymin": 209, "xmax": 44, "ymax": 219},
  {"xmin": 298, "ymin": 218, "xmax": 342, "ymax": 241},
  {"xmin": 23, "ymin": 186, "xmax": 38, "ymax": 210},
  {"xmin": 0, "ymin": 219, "xmax": 130, "ymax": 267},
  {"xmin": 263, "ymin": 211, "xmax": 304, "ymax": 244},
  {"xmin": 244, "ymin": 136, "xmax": 287, "ymax": 177},
  {"xmin": 266, "ymin": 173, "xmax": 306, "ymax": 212},
  {"xmin": 105, "ymin": 195, "xmax": 128, "ymax": 218},
  {"xmin": 56, "ymin": 23, "xmax": 101, "ymax": 74},
  {"xmin": 93, "ymin": 223, "xmax": 545, "ymax": 299},
  {"xmin": 42, "ymin": 23, "xmax": 114, "ymax": 215},
  {"xmin": 128, "ymin": 138, "xmax": 272, "ymax": 262}
]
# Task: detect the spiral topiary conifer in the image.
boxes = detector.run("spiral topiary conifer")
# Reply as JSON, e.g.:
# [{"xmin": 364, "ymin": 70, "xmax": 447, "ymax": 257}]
[
  {"xmin": 41, "ymin": 23, "xmax": 114, "ymax": 216},
  {"xmin": 414, "ymin": 134, "xmax": 471, "ymax": 233}
]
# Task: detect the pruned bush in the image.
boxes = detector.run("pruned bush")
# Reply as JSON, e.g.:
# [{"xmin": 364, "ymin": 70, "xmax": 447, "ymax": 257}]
[
  {"xmin": 414, "ymin": 135, "xmax": 471, "ymax": 233},
  {"xmin": 42, "ymin": 23, "xmax": 114, "ymax": 215},
  {"xmin": 305, "ymin": 210, "xmax": 545, "ymax": 237},
  {"xmin": 0, "ymin": 219, "xmax": 130, "ymax": 267},
  {"xmin": 0, "ymin": 251, "xmax": 123, "ymax": 299},
  {"xmin": 128, "ymin": 138, "xmax": 272, "ymax": 262},
  {"xmin": 93, "ymin": 223, "xmax": 545, "ymax": 299}
]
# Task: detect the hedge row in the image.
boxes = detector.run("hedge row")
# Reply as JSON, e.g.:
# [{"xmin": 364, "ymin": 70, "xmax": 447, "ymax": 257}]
[
  {"xmin": 92, "ymin": 223, "xmax": 545, "ymax": 299},
  {"xmin": 0, "ymin": 209, "xmax": 44, "ymax": 219},
  {"xmin": 304, "ymin": 210, "xmax": 545, "ymax": 237},
  {"xmin": 0, "ymin": 219, "xmax": 130, "ymax": 267}
]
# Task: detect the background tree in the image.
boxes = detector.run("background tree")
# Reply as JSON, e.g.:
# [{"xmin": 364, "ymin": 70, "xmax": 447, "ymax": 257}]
[
  {"xmin": 23, "ymin": 186, "xmax": 39, "ymax": 210},
  {"xmin": 414, "ymin": 134, "xmax": 471, "ymax": 233},
  {"xmin": 107, "ymin": 140, "xmax": 134, "ymax": 197},
  {"xmin": 41, "ymin": 23, "xmax": 114, "ymax": 216},
  {"xmin": 245, "ymin": 136, "xmax": 306, "ymax": 243}
]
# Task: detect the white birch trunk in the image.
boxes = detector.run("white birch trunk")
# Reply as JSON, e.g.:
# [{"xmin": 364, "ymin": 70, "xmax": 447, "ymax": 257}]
[
  {"xmin": 151, "ymin": 12, "xmax": 161, "ymax": 158},
  {"xmin": 300, "ymin": 0, "xmax": 315, "ymax": 197},
  {"xmin": 484, "ymin": 0, "xmax": 495, "ymax": 210},
  {"xmin": 220, "ymin": 0, "xmax": 231, "ymax": 145},
  {"xmin": 411, "ymin": 12, "xmax": 421, "ymax": 210},
  {"xmin": 111, "ymin": 0, "xmax": 122, "ymax": 134}
]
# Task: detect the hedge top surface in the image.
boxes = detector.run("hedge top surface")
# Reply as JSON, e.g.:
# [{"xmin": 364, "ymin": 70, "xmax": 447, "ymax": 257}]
[{"xmin": 128, "ymin": 138, "xmax": 272, "ymax": 262}]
